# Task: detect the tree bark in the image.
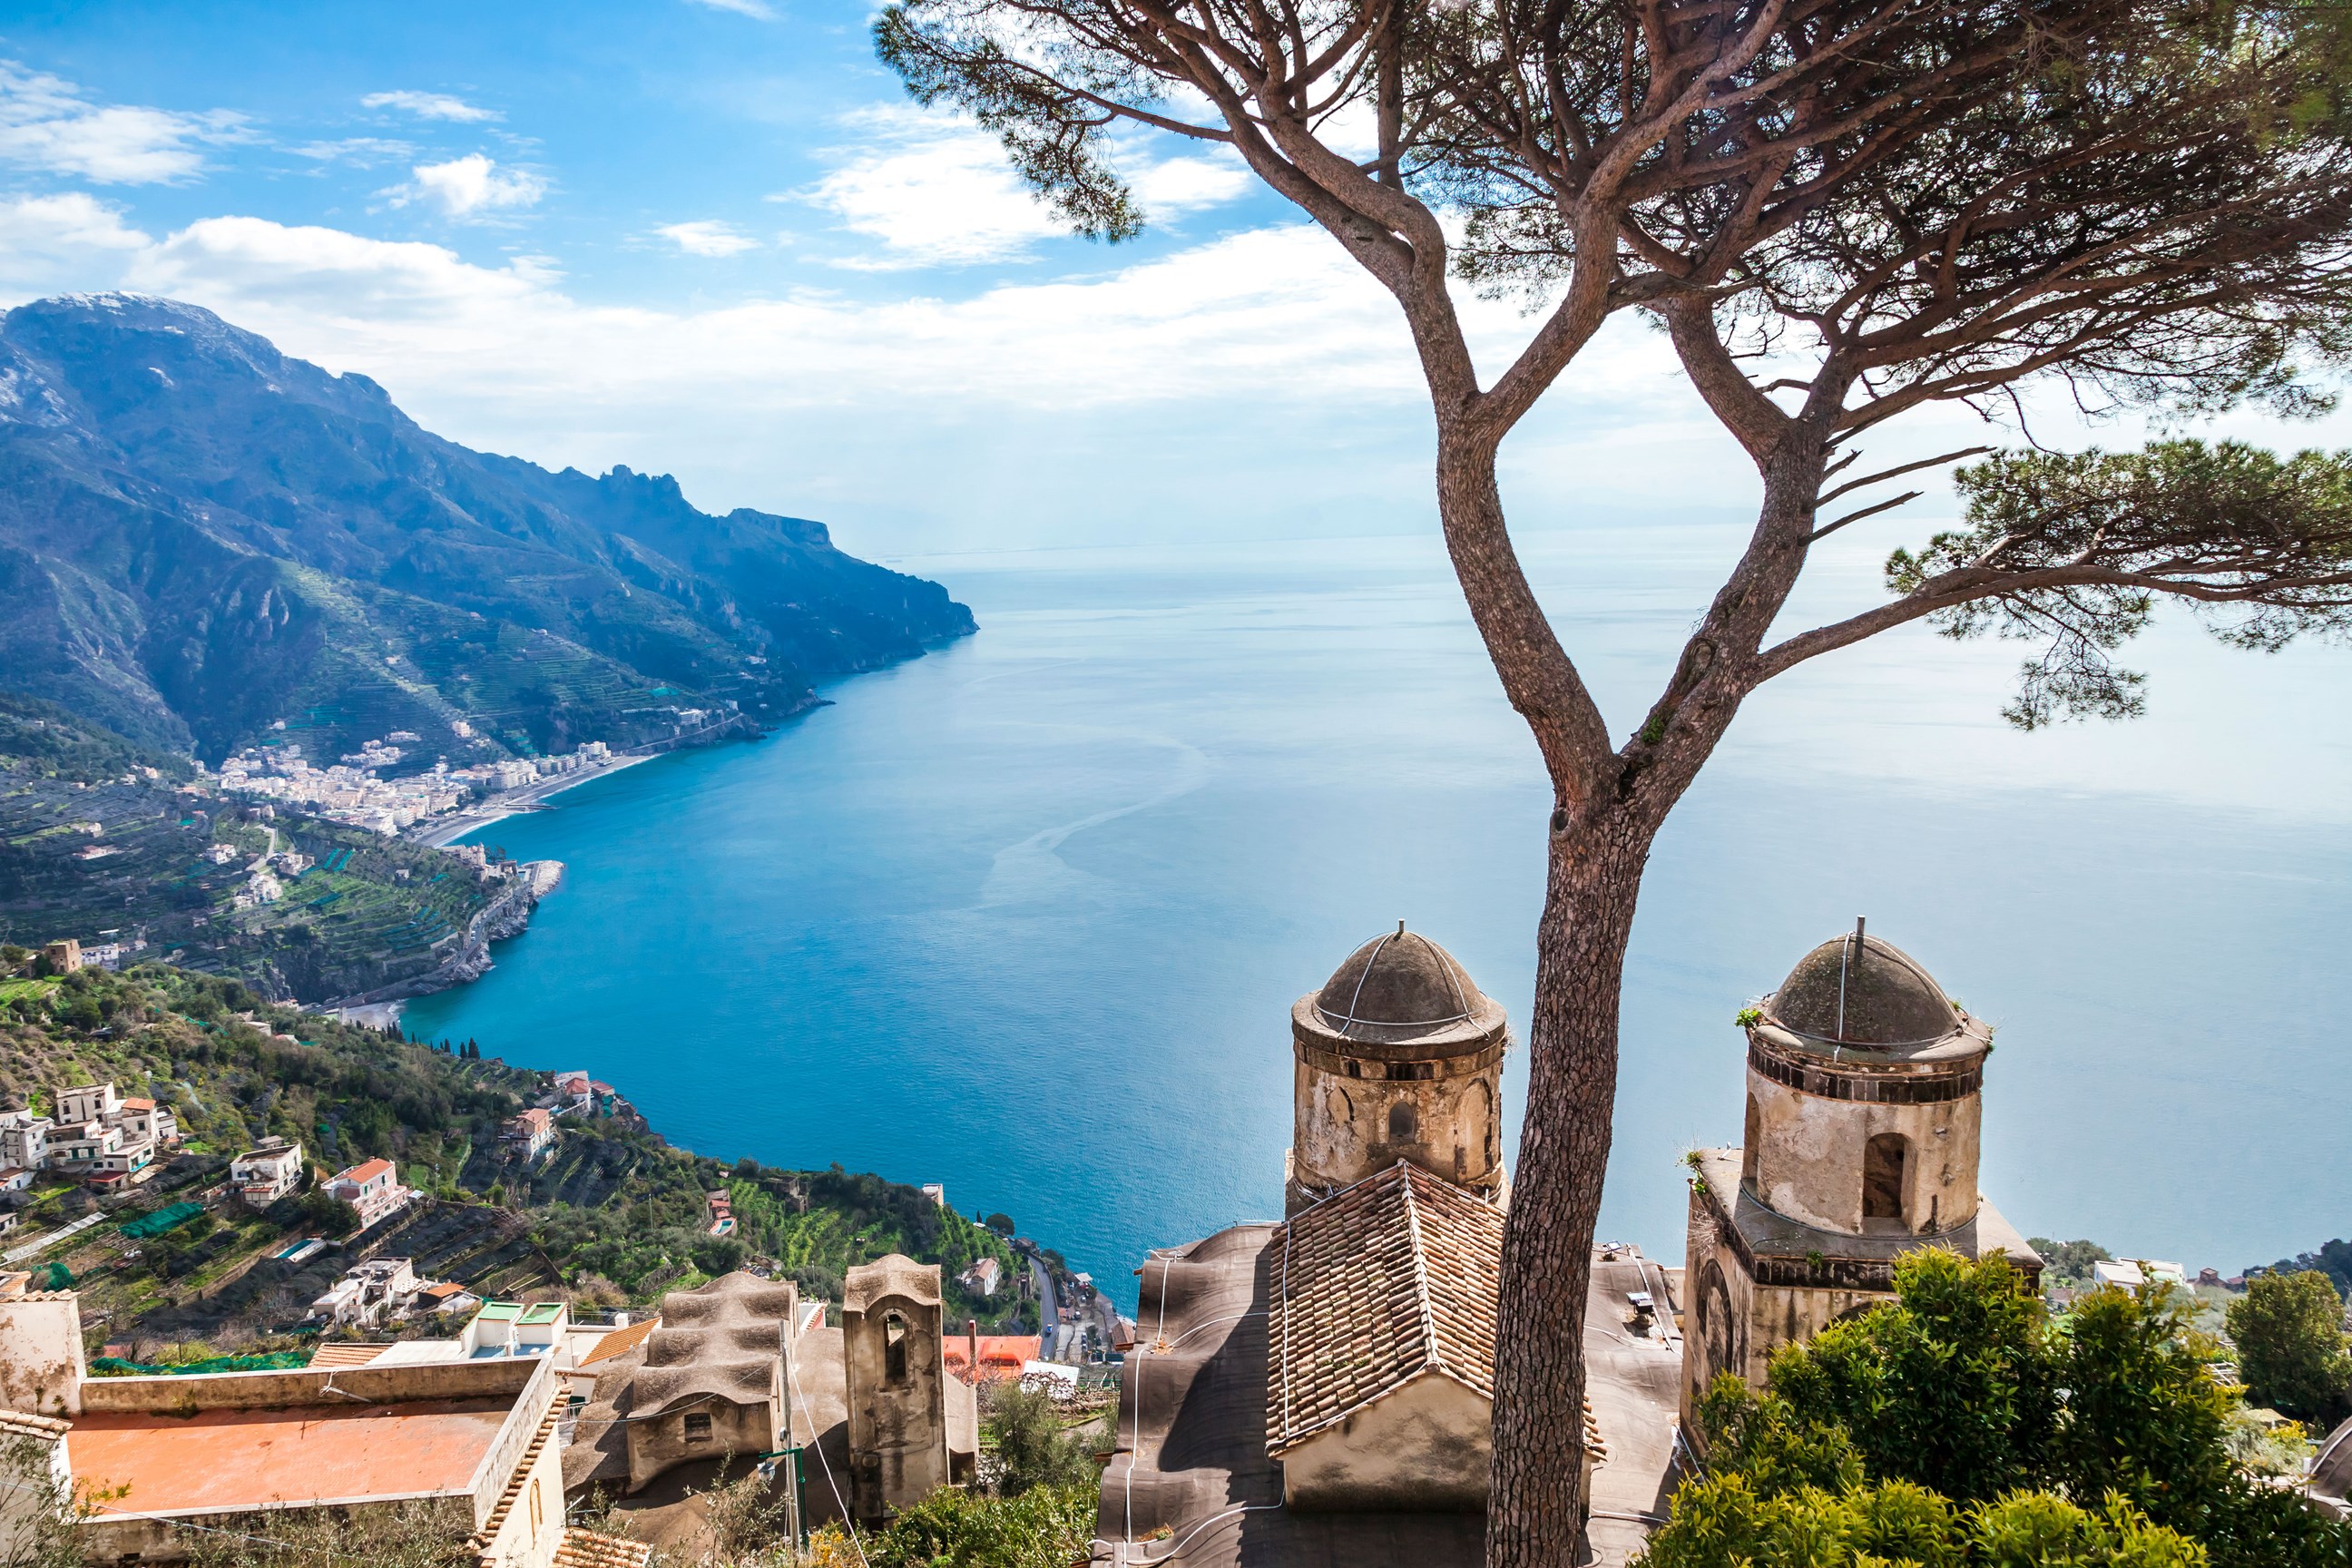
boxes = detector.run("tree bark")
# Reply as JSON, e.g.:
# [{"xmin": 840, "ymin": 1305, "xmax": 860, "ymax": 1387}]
[{"xmin": 1488, "ymin": 816, "xmax": 1650, "ymax": 1567}]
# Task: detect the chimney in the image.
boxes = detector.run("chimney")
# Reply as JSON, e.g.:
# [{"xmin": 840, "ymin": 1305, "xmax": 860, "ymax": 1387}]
[{"xmin": 968, "ymin": 1318, "xmax": 979, "ymax": 1384}]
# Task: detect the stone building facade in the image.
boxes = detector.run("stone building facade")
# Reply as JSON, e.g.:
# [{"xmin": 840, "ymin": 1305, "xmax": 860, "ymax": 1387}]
[
  {"xmin": 843, "ymin": 1254, "xmax": 968, "ymax": 1521},
  {"xmin": 1285, "ymin": 926, "xmax": 1510, "ymax": 1214},
  {"xmin": 1681, "ymin": 926, "xmax": 2042, "ymax": 1444}
]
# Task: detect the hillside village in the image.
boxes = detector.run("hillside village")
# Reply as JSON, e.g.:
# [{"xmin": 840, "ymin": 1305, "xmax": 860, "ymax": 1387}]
[{"xmin": 0, "ymin": 929, "xmax": 2332, "ymax": 1567}]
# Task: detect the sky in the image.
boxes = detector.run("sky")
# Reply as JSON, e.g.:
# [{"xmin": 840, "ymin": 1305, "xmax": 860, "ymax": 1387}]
[{"xmin": 13, "ymin": 0, "xmax": 2352, "ymax": 564}]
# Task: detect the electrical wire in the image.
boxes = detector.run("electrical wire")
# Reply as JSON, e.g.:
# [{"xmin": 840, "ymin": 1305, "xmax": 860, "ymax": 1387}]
[{"xmin": 783, "ymin": 1339, "xmax": 869, "ymax": 1568}]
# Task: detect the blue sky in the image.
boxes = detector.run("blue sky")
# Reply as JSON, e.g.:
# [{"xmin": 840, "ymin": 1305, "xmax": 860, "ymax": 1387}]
[{"xmin": 3, "ymin": 0, "xmax": 2348, "ymax": 560}]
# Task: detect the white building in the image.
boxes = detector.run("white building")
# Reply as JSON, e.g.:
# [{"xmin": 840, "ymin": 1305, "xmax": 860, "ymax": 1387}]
[
  {"xmin": 116, "ymin": 1100, "xmax": 174, "ymax": 1147},
  {"xmin": 323, "ymin": 1158, "xmax": 411, "ymax": 1230},
  {"xmin": 44, "ymin": 1122, "xmax": 119, "ymax": 1172},
  {"xmin": 53, "ymin": 1087, "xmax": 119, "ymax": 1127},
  {"xmin": 230, "ymin": 1138, "xmax": 304, "ymax": 1207},
  {"xmin": 0, "ymin": 1115, "xmax": 51, "ymax": 1173}
]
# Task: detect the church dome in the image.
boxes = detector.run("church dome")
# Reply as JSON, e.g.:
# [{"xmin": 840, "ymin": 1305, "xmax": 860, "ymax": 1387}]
[
  {"xmin": 1764, "ymin": 932, "xmax": 1958, "ymax": 1047},
  {"xmin": 1304, "ymin": 926, "xmax": 1504, "ymax": 1051}
]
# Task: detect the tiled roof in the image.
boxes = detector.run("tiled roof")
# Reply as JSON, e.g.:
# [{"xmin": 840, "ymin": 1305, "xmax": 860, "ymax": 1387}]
[
  {"xmin": 0, "ymin": 1409, "xmax": 69, "ymax": 1441},
  {"xmin": 553, "ymin": 1527, "xmax": 653, "ymax": 1568},
  {"xmin": 308, "ymin": 1342, "xmax": 387, "ymax": 1368},
  {"xmin": 1266, "ymin": 1161, "xmax": 1503, "ymax": 1455},
  {"xmin": 120, "ymin": 1098, "xmax": 155, "ymax": 1111},
  {"xmin": 576, "ymin": 1318, "xmax": 657, "ymax": 1367},
  {"xmin": 333, "ymin": 1158, "xmax": 394, "ymax": 1184}
]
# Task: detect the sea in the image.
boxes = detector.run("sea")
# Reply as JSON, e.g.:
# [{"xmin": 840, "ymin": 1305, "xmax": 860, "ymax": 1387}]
[{"xmin": 404, "ymin": 524, "xmax": 2352, "ymax": 1309}]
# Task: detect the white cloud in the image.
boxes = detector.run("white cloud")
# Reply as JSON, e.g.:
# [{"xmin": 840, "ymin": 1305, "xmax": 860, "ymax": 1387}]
[
  {"xmin": 656, "ymin": 220, "xmax": 761, "ymax": 257},
  {"xmin": 0, "ymin": 191, "xmax": 150, "ymax": 252},
  {"xmin": 0, "ymin": 59, "xmax": 247, "ymax": 183},
  {"xmin": 797, "ymin": 107, "xmax": 1250, "ymax": 269},
  {"xmin": 385, "ymin": 153, "xmax": 547, "ymax": 219},
  {"xmin": 684, "ymin": 0, "xmax": 778, "ymax": 16},
  {"xmin": 291, "ymin": 136, "xmax": 415, "ymax": 167},
  {"xmin": 360, "ymin": 90, "xmax": 501, "ymax": 123},
  {"xmin": 125, "ymin": 217, "xmax": 552, "ymax": 321}
]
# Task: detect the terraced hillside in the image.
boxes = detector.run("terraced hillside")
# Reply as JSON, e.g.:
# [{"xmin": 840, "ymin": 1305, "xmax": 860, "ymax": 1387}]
[{"xmin": 0, "ymin": 963, "xmax": 1028, "ymax": 1361}]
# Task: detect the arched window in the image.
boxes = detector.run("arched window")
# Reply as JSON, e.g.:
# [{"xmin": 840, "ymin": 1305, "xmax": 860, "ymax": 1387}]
[
  {"xmin": 1387, "ymin": 1102, "xmax": 1418, "ymax": 1142},
  {"xmin": 1741, "ymin": 1094, "xmax": 1762, "ymax": 1189},
  {"xmin": 884, "ymin": 1311, "xmax": 909, "ymax": 1384},
  {"xmin": 1863, "ymin": 1134, "xmax": 1907, "ymax": 1222}
]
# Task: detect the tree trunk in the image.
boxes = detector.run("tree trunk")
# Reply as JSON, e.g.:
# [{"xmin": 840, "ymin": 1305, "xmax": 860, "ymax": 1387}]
[{"xmin": 1486, "ymin": 816, "xmax": 1651, "ymax": 1567}]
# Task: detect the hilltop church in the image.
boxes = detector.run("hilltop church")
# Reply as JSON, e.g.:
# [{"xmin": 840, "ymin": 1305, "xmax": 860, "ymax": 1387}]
[{"xmin": 1094, "ymin": 920, "xmax": 2037, "ymax": 1567}]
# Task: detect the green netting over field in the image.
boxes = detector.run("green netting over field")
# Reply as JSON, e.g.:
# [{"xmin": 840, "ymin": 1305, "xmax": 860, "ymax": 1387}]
[
  {"xmin": 119, "ymin": 1202, "xmax": 204, "ymax": 1239},
  {"xmin": 88, "ymin": 1350, "xmax": 311, "ymax": 1377}
]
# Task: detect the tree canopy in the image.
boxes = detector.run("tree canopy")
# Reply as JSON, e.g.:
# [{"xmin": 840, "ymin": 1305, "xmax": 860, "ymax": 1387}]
[
  {"xmin": 1661, "ymin": 1250, "xmax": 2352, "ymax": 1568},
  {"xmin": 2228, "ymin": 1269, "xmax": 2352, "ymax": 1427}
]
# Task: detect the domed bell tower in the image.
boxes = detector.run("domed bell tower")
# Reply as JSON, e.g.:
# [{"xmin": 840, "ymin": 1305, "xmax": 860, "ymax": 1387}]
[
  {"xmin": 1681, "ymin": 921, "xmax": 2041, "ymax": 1448},
  {"xmin": 1285, "ymin": 925, "xmax": 1510, "ymax": 1215}
]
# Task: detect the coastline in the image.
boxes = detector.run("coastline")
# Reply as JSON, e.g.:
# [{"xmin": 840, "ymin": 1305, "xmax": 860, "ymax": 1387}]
[{"xmin": 411, "ymin": 751, "xmax": 658, "ymax": 848}]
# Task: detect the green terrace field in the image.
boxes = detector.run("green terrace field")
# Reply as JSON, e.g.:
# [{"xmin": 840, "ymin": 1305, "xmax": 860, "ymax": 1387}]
[
  {"xmin": 0, "ymin": 767, "xmax": 500, "ymax": 1004},
  {"xmin": 0, "ymin": 963, "xmax": 1034, "ymax": 1359}
]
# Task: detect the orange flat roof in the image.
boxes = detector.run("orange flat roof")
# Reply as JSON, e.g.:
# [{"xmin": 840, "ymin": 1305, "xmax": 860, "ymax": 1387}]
[{"xmin": 74, "ymin": 1399, "xmax": 511, "ymax": 1515}]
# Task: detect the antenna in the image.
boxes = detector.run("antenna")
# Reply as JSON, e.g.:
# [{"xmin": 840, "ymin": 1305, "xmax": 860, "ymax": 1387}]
[{"xmin": 1396, "ymin": 920, "xmax": 1406, "ymax": 936}]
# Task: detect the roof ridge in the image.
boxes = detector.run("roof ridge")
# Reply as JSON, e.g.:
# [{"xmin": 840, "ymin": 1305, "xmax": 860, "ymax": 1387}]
[{"xmin": 1398, "ymin": 1163, "xmax": 1440, "ymax": 1377}]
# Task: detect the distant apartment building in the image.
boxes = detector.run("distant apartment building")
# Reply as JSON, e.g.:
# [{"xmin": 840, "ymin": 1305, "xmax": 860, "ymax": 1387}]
[
  {"xmin": 116, "ymin": 1098, "xmax": 175, "ymax": 1146},
  {"xmin": 323, "ymin": 1158, "xmax": 411, "ymax": 1230},
  {"xmin": 230, "ymin": 1137, "xmax": 305, "ymax": 1206},
  {"xmin": 0, "ymin": 1113, "xmax": 51, "ymax": 1173},
  {"xmin": 44, "ymin": 1120, "xmax": 121, "ymax": 1171},
  {"xmin": 54, "ymin": 1085, "xmax": 121, "ymax": 1127},
  {"xmin": 502, "ymin": 1109, "xmax": 555, "ymax": 1162}
]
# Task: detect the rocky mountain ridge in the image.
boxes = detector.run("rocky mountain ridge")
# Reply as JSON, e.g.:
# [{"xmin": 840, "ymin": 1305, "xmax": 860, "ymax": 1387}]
[{"xmin": 0, "ymin": 292, "xmax": 975, "ymax": 765}]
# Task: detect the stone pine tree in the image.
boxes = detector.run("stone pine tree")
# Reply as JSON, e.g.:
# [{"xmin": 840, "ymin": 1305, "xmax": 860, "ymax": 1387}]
[{"xmin": 874, "ymin": 0, "xmax": 2352, "ymax": 1555}]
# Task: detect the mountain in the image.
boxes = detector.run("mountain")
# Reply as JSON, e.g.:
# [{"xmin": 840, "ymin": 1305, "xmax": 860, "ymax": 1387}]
[{"xmin": 0, "ymin": 293, "xmax": 975, "ymax": 764}]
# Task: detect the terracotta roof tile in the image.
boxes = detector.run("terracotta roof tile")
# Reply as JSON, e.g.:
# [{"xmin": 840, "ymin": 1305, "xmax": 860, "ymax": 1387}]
[
  {"xmin": 1267, "ymin": 1161, "xmax": 1503, "ymax": 1455},
  {"xmin": 553, "ymin": 1527, "xmax": 653, "ymax": 1568},
  {"xmin": 0, "ymin": 1409, "xmax": 69, "ymax": 1441},
  {"xmin": 577, "ymin": 1318, "xmax": 658, "ymax": 1367},
  {"xmin": 307, "ymin": 1342, "xmax": 387, "ymax": 1368}
]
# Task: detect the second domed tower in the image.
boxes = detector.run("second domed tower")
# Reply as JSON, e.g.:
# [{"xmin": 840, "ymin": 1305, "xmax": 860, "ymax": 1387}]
[
  {"xmin": 1285, "ymin": 926, "xmax": 1509, "ymax": 1214},
  {"xmin": 1741, "ymin": 926, "xmax": 1989, "ymax": 1236}
]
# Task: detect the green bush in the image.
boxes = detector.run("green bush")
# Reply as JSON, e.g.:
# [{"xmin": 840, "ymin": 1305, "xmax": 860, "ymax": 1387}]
[
  {"xmin": 1651, "ymin": 1250, "xmax": 2352, "ymax": 1568},
  {"xmin": 2227, "ymin": 1270, "xmax": 2352, "ymax": 1426},
  {"xmin": 863, "ymin": 1481, "xmax": 1093, "ymax": 1568}
]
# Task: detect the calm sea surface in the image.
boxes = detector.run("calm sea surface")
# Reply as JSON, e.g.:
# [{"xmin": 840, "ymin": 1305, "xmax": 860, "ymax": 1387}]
[{"xmin": 405, "ymin": 526, "xmax": 2352, "ymax": 1308}]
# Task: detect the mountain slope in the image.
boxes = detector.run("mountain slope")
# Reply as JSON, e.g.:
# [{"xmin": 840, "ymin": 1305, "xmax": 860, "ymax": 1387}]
[{"xmin": 0, "ymin": 293, "xmax": 974, "ymax": 763}]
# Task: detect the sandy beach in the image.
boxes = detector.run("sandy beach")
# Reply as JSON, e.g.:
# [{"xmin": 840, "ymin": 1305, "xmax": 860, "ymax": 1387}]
[{"xmin": 410, "ymin": 752, "xmax": 655, "ymax": 848}]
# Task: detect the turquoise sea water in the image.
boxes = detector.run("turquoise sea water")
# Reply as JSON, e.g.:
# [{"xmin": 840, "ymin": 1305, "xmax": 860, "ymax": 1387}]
[{"xmin": 405, "ymin": 527, "xmax": 2352, "ymax": 1308}]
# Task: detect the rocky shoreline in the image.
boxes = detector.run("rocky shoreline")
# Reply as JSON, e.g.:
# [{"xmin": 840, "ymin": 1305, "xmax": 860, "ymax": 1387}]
[{"xmin": 314, "ymin": 858, "xmax": 564, "ymax": 1016}]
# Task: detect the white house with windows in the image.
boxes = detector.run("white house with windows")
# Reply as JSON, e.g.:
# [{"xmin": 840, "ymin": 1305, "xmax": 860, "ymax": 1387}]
[
  {"xmin": 230, "ymin": 1137, "xmax": 304, "ymax": 1207},
  {"xmin": 116, "ymin": 1099, "xmax": 175, "ymax": 1146},
  {"xmin": 54, "ymin": 1085, "xmax": 121, "ymax": 1127},
  {"xmin": 0, "ymin": 1114, "xmax": 50, "ymax": 1173},
  {"xmin": 323, "ymin": 1158, "xmax": 411, "ymax": 1230}
]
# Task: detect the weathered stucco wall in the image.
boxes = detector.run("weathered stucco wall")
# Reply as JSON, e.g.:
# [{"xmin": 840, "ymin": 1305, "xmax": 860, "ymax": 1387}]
[
  {"xmin": 1744, "ymin": 1069, "xmax": 1981, "ymax": 1236},
  {"xmin": 1278, "ymin": 1372, "xmax": 1491, "ymax": 1512},
  {"xmin": 0, "ymin": 1297, "xmax": 83, "ymax": 1416},
  {"xmin": 1290, "ymin": 1054, "xmax": 1502, "ymax": 1200},
  {"xmin": 626, "ymin": 1391, "xmax": 777, "ymax": 1494},
  {"xmin": 1681, "ymin": 1186, "xmax": 1896, "ymax": 1444},
  {"xmin": 78, "ymin": 1355, "xmax": 539, "ymax": 1416},
  {"xmin": 844, "ymin": 1288, "xmax": 948, "ymax": 1519},
  {"xmin": 477, "ymin": 1413, "xmax": 567, "ymax": 1568}
]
